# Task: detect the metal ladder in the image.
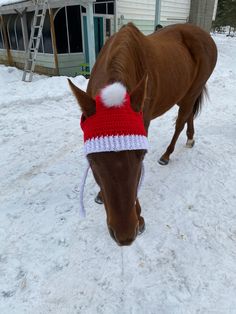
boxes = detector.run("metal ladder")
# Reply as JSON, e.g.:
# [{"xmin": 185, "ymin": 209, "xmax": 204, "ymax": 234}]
[{"xmin": 22, "ymin": 0, "xmax": 48, "ymax": 82}]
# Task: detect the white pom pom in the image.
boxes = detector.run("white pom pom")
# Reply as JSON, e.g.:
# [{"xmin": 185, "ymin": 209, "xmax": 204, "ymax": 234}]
[{"xmin": 100, "ymin": 82, "xmax": 126, "ymax": 108}]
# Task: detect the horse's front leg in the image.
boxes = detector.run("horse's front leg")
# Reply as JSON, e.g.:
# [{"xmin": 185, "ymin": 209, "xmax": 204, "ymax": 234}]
[{"xmin": 136, "ymin": 198, "xmax": 145, "ymax": 235}]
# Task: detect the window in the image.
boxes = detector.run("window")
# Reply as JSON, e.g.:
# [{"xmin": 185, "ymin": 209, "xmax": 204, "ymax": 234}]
[
  {"xmin": 94, "ymin": 1, "xmax": 114, "ymax": 15},
  {"xmin": 7, "ymin": 15, "xmax": 17, "ymax": 50},
  {"xmin": 108, "ymin": 3, "xmax": 114, "ymax": 15},
  {"xmin": 26, "ymin": 11, "xmax": 34, "ymax": 39},
  {"xmin": 54, "ymin": 5, "xmax": 83, "ymax": 54},
  {"xmin": 95, "ymin": 3, "xmax": 106, "ymax": 14},
  {"xmin": 0, "ymin": 22, "xmax": 4, "ymax": 49},
  {"xmin": 67, "ymin": 6, "xmax": 83, "ymax": 53},
  {"xmin": 42, "ymin": 12, "xmax": 53, "ymax": 53},
  {"xmin": 26, "ymin": 10, "xmax": 53, "ymax": 54},
  {"xmin": 106, "ymin": 19, "xmax": 111, "ymax": 38},
  {"xmin": 15, "ymin": 15, "xmax": 24, "ymax": 50},
  {"xmin": 26, "ymin": 12, "xmax": 43, "ymax": 53},
  {"xmin": 54, "ymin": 7, "xmax": 68, "ymax": 53}
]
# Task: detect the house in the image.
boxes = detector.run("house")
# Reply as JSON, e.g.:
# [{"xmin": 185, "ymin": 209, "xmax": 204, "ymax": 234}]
[{"xmin": 0, "ymin": 0, "xmax": 217, "ymax": 78}]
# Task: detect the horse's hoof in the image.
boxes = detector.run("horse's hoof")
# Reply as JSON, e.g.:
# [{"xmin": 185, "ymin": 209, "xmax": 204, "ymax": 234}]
[
  {"xmin": 95, "ymin": 193, "xmax": 103, "ymax": 204},
  {"xmin": 158, "ymin": 157, "xmax": 169, "ymax": 165},
  {"xmin": 138, "ymin": 221, "xmax": 146, "ymax": 235},
  {"xmin": 186, "ymin": 139, "xmax": 195, "ymax": 148}
]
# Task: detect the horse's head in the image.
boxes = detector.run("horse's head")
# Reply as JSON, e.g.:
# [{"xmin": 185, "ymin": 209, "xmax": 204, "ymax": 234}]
[{"xmin": 68, "ymin": 77, "xmax": 148, "ymax": 246}]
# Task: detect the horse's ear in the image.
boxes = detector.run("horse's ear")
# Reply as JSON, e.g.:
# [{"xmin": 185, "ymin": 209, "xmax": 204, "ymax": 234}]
[
  {"xmin": 68, "ymin": 79, "xmax": 96, "ymax": 117},
  {"xmin": 130, "ymin": 74, "xmax": 148, "ymax": 112}
]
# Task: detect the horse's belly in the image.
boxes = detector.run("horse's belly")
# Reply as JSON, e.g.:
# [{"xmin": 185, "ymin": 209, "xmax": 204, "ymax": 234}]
[
  {"xmin": 149, "ymin": 79, "xmax": 191, "ymax": 119},
  {"xmin": 151, "ymin": 102, "xmax": 177, "ymax": 119},
  {"xmin": 149, "ymin": 62, "xmax": 194, "ymax": 119}
]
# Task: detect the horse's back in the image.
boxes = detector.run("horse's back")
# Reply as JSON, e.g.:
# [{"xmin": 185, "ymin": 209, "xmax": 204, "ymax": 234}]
[
  {"xmin": 148, "ymin": 23, "xmax": 217, "ymax": 73},
  {"xmin": 145, "ymin": 24, "xmax": 217, "ymax": 117},
  {"xmin": 88, "ymin": 23, "xmax": 217, "ymax": 119}
]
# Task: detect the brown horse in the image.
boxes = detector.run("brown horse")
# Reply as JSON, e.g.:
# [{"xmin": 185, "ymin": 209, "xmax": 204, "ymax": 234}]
[{"xmin": 68, "ymin": 23, "xmax": 217, "ymax": 246}]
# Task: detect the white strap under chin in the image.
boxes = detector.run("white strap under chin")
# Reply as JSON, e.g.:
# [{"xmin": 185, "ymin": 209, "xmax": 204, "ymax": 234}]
[
  {"xmin": 79, "ymin": 160, "xmax": 90, "ymax": 217},
  {"xmin": 138, "ymin": 161, "xmax": 145, "ymax": 195},
  {"xmin": 79, "ymin": 160, "xmax": 145, "ymax": 218}
]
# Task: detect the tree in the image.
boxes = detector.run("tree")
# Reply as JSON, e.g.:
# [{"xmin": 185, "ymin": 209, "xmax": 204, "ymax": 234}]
[
  {"xmin": 213, "ymin": 0, "xmax": 236, "ymax": 31},
  {"xmin": 228, "ymin": 0, "xmax": 236, "ymax": 28}
]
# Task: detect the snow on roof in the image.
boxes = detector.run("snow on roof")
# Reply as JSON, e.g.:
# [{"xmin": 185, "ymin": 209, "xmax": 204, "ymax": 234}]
[
  {"xmin": 0, "ymin": 0, "xmax": 93, "ymax": 7},
  {"xmin": 0, "ymin": 0, "xmax": 27, "ymax": 7}
]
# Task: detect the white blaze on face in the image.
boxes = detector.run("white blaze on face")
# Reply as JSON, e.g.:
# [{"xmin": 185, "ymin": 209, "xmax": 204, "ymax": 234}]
[{"xmin": 100, "ymin": 82, "xmax": 127, "ymax": 108}]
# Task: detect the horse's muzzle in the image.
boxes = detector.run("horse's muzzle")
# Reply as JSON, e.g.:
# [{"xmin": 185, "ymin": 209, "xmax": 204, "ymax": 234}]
[{"xmin": 108, "ymin": 225, "xmax": 139, "ymax": 246}]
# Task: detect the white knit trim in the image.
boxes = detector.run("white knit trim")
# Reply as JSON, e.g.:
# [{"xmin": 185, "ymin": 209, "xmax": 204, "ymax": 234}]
[
  {"xmin": 100, "ymin": 83, "xmax": 126, "ymax": 108},
  {"xmin": 84, "ymin": 135, "xmax": 148, "ymax": 155}
]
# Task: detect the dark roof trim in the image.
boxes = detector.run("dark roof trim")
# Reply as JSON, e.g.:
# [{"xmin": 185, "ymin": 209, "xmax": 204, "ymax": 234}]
[{"xmin": 0, "ymin": 0, "xmax": 94, "ymax": 14}]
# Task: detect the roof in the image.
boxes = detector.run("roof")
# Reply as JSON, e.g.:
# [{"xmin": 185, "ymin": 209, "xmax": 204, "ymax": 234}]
[
  {"xmin": 0, "ymin": 0, "xmax": 26, "ymax": 6},
  {"xmin": 0, "ymin": 0, "xmax": 94, "ymax": 6},
  {"xmin": 0, "ymin": 0, "xmax": 94, "ymax": 13}
]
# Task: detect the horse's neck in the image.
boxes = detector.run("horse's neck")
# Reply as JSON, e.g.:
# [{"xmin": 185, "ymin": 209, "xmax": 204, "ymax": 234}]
[
  {"xmin": 107, "ymin": 43, "xmax": 145, "ymax": 91},
  {"xmin": 87, "ymin": 26, "xmax": 147, "ymax": 98}
]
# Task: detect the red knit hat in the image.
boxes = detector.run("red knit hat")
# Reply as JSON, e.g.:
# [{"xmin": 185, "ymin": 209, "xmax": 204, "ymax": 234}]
[{"xmin": 81, "ymin": 82, "xmax": 148, "ymax": 155}]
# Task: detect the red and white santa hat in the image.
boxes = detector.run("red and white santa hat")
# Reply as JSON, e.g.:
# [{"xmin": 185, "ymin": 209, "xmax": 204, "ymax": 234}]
[{"xmin": 81, "ymin": 82, "xmax": 148, "ymax": 155}]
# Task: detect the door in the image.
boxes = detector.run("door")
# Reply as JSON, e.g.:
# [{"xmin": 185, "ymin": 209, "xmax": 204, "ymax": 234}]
[
  {"xmin": 94, "ymin": 17, "xmax": 104, "ymax": 57},
  {"xmin": 83, "ymin": 16, "xmax": 104, "ymax": 63}
]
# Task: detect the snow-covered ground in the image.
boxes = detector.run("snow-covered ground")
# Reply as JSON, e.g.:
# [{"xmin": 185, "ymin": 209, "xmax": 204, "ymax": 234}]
[{"xmin": 0, "ymin": 34, "xmax": 236, "ymax": 314}]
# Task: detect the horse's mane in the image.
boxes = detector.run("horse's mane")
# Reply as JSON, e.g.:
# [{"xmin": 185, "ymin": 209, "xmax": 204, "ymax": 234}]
[{"xmin": 105, "ymin": 23, "xmax": 146, "ymax": 90}]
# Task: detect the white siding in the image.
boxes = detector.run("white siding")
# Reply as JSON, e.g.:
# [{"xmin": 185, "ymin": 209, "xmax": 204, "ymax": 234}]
[
  {"xmin": 117, "ymin": 0, "xmax": 156, "ymax": 20},
  {"xmin": 160, "ymin": 0, "xmax": 191, "ymax": 26},
  {"xmin": 116, "ymin": 0, "xmax": 156, "ymax": 34},
  {"xmin": 57, "ymin": 53, "xmax": 85, "ymax": 76}
]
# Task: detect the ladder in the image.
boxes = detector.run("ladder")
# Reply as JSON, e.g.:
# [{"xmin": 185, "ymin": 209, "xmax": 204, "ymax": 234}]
[{"xmin": 22, "ymin": 0, "xmax": 48, "ymax": 82}]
